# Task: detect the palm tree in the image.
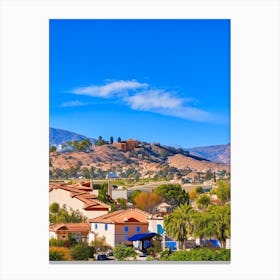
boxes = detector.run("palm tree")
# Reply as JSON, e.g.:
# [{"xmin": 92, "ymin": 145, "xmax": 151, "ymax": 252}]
[
  {"xmin": 206, "ymin": 205, "xmax": 230, "ymax": 248},
  {"xmin": 163, "ymin": 203, "xmax": 194, "ymax": 249}
]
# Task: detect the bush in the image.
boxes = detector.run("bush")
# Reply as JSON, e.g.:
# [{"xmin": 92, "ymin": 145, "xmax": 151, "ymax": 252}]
[
  {"xmin": 49, "ymin": 246, "xmax": 72, "ymax": 261},
  {"xmin": 49, "ymin": 238, "xmax": 64, "ymax": 247},
  {"xmin": 70, "ymin": 243, "xmax": 94, "ymax": 260},
  {"xmin": 113, "ymin": 245, "xmax": 136, "ymax": 261},
  {"xmin": 146, "ymin": 256, "xmax": 155, "ymax": 261},
  {"xmin": 160, "ymin": 248, "xmax": 230, "ymax": 261}
]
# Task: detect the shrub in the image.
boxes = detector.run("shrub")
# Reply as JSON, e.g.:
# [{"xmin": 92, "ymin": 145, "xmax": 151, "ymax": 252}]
[
  {"xmin": 70, "ymin": 243, "xmax": 94, "ymax": 260},
  {"xmin": 113, "ymin": 245, "xmax": 136, "ymax": 261},
  {"xmin": 49, "ymin": 246, "xmax": 72, "ymax": 261},
  {"xmin": 49, "ymin": 238, "xmax": 64, "ymax": 247},
  {"xmin": 146, "ymin": 256, "xmax": 155, "ymax": 261},
  {"xmin": 160, "ymin": 248, "xmax": 230, "ymax": 261}
]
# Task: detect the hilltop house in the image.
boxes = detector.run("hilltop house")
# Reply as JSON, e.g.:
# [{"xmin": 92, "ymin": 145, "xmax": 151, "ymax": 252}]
[
  {"xmin": 49, "ymin": 182, "xmax": 110, "ymax": 219},
  {"xmin": 112, "ymin": 139, "xmax": 139, "ymax": 152}
]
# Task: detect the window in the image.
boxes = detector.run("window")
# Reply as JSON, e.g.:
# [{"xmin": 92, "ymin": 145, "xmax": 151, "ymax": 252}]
[
  {"xmin": 95, "ymin": 224, "xmax": 98, "ymax": 229},
  {"xmin": 124, "ymin": 226, "xmax": 128, "ymax": 232},
  {"xmin": 136, "ymin": 226, "xmax": 140, "ymax": 232},
  {"xmin": 105, "ymin": 224, "xmax": 108, "ymax": 231}
]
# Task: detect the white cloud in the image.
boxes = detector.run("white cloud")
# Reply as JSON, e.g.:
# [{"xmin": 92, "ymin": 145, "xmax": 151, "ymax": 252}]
[
  {"xmin": 68, "ymin": 79, "xmax": 222, "ymax": 123},
  {"xmin": 125, "ymin": 90, "xmax": 182, "ymax": 110},
  {"xmin": 61, "ymin": 100, "xmax": 89, "ymax": 107},
  {"xmin": 71, "ymin": 80, "xmax": 148, "ymax": 97}
]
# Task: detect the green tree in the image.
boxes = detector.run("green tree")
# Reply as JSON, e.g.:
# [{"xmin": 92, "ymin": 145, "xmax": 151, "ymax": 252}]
[
  {"xmin": 128, "ymin": 190, "xmax": 141, "ymax": 204},
  {"xmin": 110, "ymin": 136, "xmax": 114, "ymax": 144},
  {"xmin": 49, "ymin": 146, "xmax": 57, "ymax": 153},
  {"xmin": 117, "ymin": 137, "xmax": 122, "ymax": 143},
  {"xmin": 70, "ymin": 243, "xmax": 94, "ymax": 260},
  {"xmin": 206, "ymin": 205, "xmax": 230, "ymax": 248},
  {"xmin": 78, "ymin": 139, "xmax": 91, "ymax": 152},
  {"xmin": 205, "ymin": 170, "xmax": 213, "ymax": 180},
  {"xmin": 73, "ymin": 140, "xmax": 79, "ymax": 151},
  {"xmin": 96, "ymin": 136, "xmax": 106, "ymax": 146},
  {"xmin": 195, "ymin": 186, "xmax": 203, "ymax": 194},
  {"xmin": 49, "ymin": 203, "xmax": 87, "ymax": 223},
  {"xmin": 196, "ymin": 194, "xmax": 210, "ymax": 209},
  {"xmin": 81, "ymin": 167, "xmax": 90, "ymax": 179},
  {"xmin": 191, "ymin": 211, "xmax": 214, "ymax": 242},
  {"xmin": 163, "ymin": 203, "xmax": 194, "ymax": 249},
  {"xmin": 155, "ymin": 184, "xmax": 189, "ymax": 207},
  {"xmin": 113, "ymin": 244, "xmax": 136, "ymax": 260},
  {"xmin": 117, "ymin": 198, "xmax": 127, "ymax": 209},
  {"xmin": 216, "ymin": 180, "xmax": 230, "ymax": 204}
]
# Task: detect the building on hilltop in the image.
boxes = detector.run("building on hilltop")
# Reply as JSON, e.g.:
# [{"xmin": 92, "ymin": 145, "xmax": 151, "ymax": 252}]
[{"xmin": 112, "ymin": 139, "xmax": 139, "ymax": 152}]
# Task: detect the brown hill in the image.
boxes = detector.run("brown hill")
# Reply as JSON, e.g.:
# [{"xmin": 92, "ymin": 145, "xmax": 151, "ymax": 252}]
[
  {"xmin": 167, "ymin": 154, "xmax": 229, "ymax": 172},
  {"xmin": 50, "ymin": 143, "xmax": 229, "ymax": 179}
]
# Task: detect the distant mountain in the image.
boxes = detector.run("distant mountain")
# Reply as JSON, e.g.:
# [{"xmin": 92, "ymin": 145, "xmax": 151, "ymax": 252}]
[
  {"xmin": 49, "ymin": 128, "xmax": 96, "ymax": 146},
  {"xmin": 188, "ymin": 144, "xmax": 230, "ymax": 164}
]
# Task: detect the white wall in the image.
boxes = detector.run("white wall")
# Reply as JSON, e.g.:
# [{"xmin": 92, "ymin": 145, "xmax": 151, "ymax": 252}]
[
  {"xmin": 90, "ymin": 223, "xmax": 115, "ymax": 248},
  {"xmin": 49, "ymin": 231, "xmax": 57, "ymax": 239},
  {"xmin": 49, "ymin": 189, "xmax": 108, "ymax": 219},
  {"xmin": 148, "ymin": 218, "xmax": 163, "ymax": 233}
]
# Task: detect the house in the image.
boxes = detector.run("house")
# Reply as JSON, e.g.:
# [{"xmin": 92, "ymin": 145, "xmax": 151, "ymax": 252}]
[
  {"xmin": 112, "ymin": 139, "xmax": 139, "ymax": 152},
  {"xmin": 89, "ymin": 208, "xmax": 150, "ymax": 248},
  {"xmin": 153, "ymin": 202, "xmax": 172, "ymax": 216},
  {"xmin": 49, "ymin": 223, "xmax": 90, "ymax": 243},
  {"xmin": 49, "ymin": 182, "xmax": 110, "ymax": 219}
]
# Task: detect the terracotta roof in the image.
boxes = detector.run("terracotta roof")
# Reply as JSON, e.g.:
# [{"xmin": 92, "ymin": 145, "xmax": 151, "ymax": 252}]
[
  {"xmin": 49, "ymin": 223, "xmax": 90, "ymax": 233},
  {"xmin": 89, "ymin": 208, "xmax": 149, "ymax": 224},
  {"xmin": 49, "ymin": 182, "xmax": 110, "ymax": 210}
]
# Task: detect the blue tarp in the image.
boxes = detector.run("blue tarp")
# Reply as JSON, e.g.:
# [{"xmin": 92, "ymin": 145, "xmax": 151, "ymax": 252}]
[{"xmin": 128, "ymin": 232, "xmax": 157, "ymax": 241}]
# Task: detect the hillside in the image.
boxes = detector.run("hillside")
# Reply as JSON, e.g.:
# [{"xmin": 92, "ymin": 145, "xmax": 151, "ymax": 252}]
[
  {"xmin": 49, "ymin": 128, "xmax": 96, "ymax": 146},
  {"xmin": 49, "ymin": 142, "xmax": 230, "ymax": 180},
  {"xmin": 188, "ymin": 144, "xmax": 230, "ymax": 164}
]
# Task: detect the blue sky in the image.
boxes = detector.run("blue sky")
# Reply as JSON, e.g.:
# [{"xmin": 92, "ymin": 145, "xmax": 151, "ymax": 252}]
[{"xmin": 49, "ymin": 19, "xmax": 230, "ymax": 148}]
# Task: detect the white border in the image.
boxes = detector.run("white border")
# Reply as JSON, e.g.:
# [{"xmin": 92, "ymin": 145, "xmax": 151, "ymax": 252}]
[{"xmin": 0, "ymin": 0, "xmax": 279, "ymax": 279}]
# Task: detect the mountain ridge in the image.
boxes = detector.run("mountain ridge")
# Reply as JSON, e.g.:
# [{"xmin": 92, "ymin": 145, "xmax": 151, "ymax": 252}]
[{"xmin": 49, "ymin": 127, "xmax": 230, "ymax": 164}]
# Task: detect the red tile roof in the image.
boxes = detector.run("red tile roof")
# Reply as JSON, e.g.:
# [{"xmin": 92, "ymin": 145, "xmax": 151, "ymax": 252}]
[
  {"xmin": 49, "ymin": 182, "xmax": 110, "ymax": 211},
  {"xmin": 90, "ymin": 208, "xmax": 149, "ymax": 224},
  {"xmin": 49, "ymin": 223, "xmax": 90, "ymax": 233}
]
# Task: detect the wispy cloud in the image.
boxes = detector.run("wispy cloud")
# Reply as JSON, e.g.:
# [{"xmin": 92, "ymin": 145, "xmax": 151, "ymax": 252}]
[
  {"xmin": 68, "ymin": 80, "xmax": 222, "ymax": 123},
  {"xmin": 71, "ymin": 80, "xmax": 148, "ymax": 98},
  {"xmin": 124, "ymin": 90, "xmax": 182, "ymax": 110},
  {"xmin": 61, "ymin": 100, "xmax": 90, "ymax": 107}
]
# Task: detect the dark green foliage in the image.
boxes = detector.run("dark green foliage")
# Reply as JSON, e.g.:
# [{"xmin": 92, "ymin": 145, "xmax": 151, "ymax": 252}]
[
  {"xmin": 113, "ymin": 245, "xmax": 136, "ymax": 261},
  {"xmin": 117, "ymin": 198, "xmax": 127, "ymax": 209},
  {"xmin": 128, "ymin": 190, "xmax": 141, "ymax": 203},
  {"xmin": 49, "ymin": 238, "xmax": 65, "ymax": 247},
  {"xmin": 216, "ymin": 180, "xmax": 230, "ymax": 204},
  {"xmin": 49, "ymin": 250, "xmax": 65, "ymax": 261},
  {"xmin": 49, "ymin": 203, "xmax": 87, "ymax": 223},
  {"xmin": 96, "ymin": 136, "xmax": 107, "ymax": 146},
  {"xmin": 161, "ymin": 248, "xmax": 230, "ymax": 261},
  {"xmin": 49, "ymin": 146, "xmax": 57, "ymax": 153},
  {"xmin": 195, "ymin": 186, "xmax": 203, "ymax": 194},
  {"xmin": 155, "ymin": 184, "xmax": 189, "ymax": 207},
  {"xmin": 70, "ymin": 243, "xmax": 94, "ymax": 260},
  {"xmin": 205, "ymin": 170, "xmax": 213, "ymax": 180}
]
